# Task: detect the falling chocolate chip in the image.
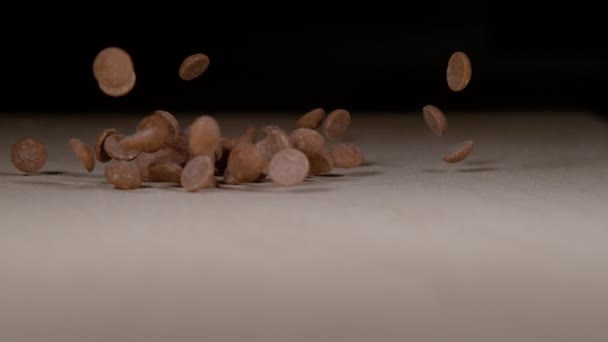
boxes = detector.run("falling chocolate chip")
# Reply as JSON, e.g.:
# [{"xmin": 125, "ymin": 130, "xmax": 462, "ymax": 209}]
[{"xmin": 69, "ymin": 138, "xmax": 95, "ymax": 172}]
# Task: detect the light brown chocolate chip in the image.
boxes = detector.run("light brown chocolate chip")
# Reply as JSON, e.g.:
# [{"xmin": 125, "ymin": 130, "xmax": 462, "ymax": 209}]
[
  {"xmin": 223, "ymin": 128, "xmax": 266, "ymax": 184},
  {"xmin": 179, "ymin": 53, "xmax": 210, "ymax": 81},
  {"xmin": 221, "ymin": 137, "xmax": 236, "ymax": 151},
  {"xmin": 296, "ymin": 108, "xmax": 326, "ymax": 129},
  {"xmin": 92, "ymin": 47, "xmax": 136, "ymax": 97},
  {"xmin": 308, "ymin": 150, "xmax": 334, "ymax": 175},
  {"xmin": 443, "ymin": 140, "xmax": 474, "ymax": 163},
  {"xmin": 289, "ymin": 128, "xmax": 325, "ymax": 156},
  {"xmin": 121, "ymin": 114, "xmax": 170, "ymax": 153},
  {"xmin": 104, "ymin": 160, "xmax": 141, "ymax": 190},
  {"xmin": 69, "ymin": 138, "xmax": 95, "ymax": 172},
  {"xmin": 322, "ymin": 109, "xmax": 351, "ymax": 140},
  {"xmin": 148, "ymin": 161, "xmax": 183, "ymax": 183},
  {"xmin": 134, "ymin": 149, "xmax": 167, "ymax": 182},
  {"xmin": 151, "ymin": 110, "xmax": 181, "ymax": 141},
  {"xmin": 97, "ymin": 72, "xmax": 136, "ymax": 97},
  {"xmin": 262, "ymin": 125, "xmax": 290, "ymax": 157},
  {"xmin": 181, "ymin": 155, "xmax": 216, "ymax": 192},
  {"xmin": 446, "ymin": 51, "xmax": 472, "ymax": 92},
  {"xmin": 103, "ymin": 134, "xmax": 140, "ymax": 161},
  {"xmin": 188, "ymin": 115, "xmax": 221, "ymax": 158},
  {"xmin": 268, "ymin": 148, "xmax": 310, "ymax": 186},
  {"xmin": 331, "ymin": 143, "xmax": 364, "ymax": 168},
  {"xmin": 422, "ymin": 104, "xmax": 448, "ymax": 136},
  {"xmin": 95, "ymin": 128, "xmax": 118, "ymax": 162},
  {"xmin": 11, "ymin": 137, "xmax": 47, "ymax": 173}
]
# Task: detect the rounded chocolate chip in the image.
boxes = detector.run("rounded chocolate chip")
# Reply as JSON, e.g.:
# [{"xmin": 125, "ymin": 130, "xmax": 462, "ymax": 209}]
[
  {"xmin": 446, "ymin": 51, "xmax": 472, "ymax": 92},
  {"xmin": 443, "ymin": 140, "xmax": 474, "ymax": 163},
  {"xmin": 179, "ymin": 53, "xmax": 210, "ymax": 81},
  {"xmin": 11, "ymin": 137, "xmax": 47, "ymax": 173},
  {"xmin": 69, "ymin": 138, "xmax": 95, "ymax": 172},
  {"xmin": 331, "ymin": 143, "xmax": 364, "ymax": 168},
  {"xmin": 322, "ymin": 109, "xmax": 351, "ymax": 140},
  {"xmin": 268, "ymin": 148, "xmax": 310, "ymax": 186},
  {"xmin": 422, "ymin": 104, "xmax": 448, "ymax": 137}
]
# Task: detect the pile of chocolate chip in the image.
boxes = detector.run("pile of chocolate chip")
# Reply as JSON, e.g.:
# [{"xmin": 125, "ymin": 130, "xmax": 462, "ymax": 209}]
[{"xmin": 9, "ymin": 46, "xmax": 474, "ymax": 191}]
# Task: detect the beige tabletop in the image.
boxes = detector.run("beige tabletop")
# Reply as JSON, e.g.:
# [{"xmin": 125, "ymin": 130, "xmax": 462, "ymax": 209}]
[{"xmin": 0, "ymin": 111, "xmax": 607, "ymax": 342}]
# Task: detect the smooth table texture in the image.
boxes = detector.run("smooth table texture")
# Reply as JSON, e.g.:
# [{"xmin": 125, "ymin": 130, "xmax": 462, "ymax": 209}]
[{"xmin": 1, "ymin": 111, "xmax": 607, "ymax": 342}]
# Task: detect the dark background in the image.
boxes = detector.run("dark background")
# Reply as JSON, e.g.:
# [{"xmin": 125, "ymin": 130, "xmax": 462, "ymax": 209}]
[{"xmin": 0, "ymin": 5, "xmax": 607, "ymax": 115}]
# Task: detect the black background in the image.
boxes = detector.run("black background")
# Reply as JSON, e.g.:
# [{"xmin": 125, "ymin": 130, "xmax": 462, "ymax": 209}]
[{"xmin": 0, "ymin": 6, "xmax": 607, "ymax": 115}]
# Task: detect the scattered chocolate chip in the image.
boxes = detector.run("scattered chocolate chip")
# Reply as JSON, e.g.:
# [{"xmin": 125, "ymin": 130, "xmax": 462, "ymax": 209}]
[
  {"xmin": 95, "ymin": 128, "xmax": 118, "ymax": 163},
  {"xmin": 148, "ymin": 161, "xmax": 183, "ymax": 183},
  {"xmin": 331, "ymin": 143, "xmax": 364, "ymax": 168},
  {"xmin": 104, "ymin": 160, "xmax": 141, "ymax": 190},
  {"xmin": 308, "ymin": 150, "xmax": 334, "ymax": 175},
  {"xmin": 322, "ymin": 109, "xmax": 351, "ymax": 140},
  {"xmin": 296, "ymin": 108, "xmax": 325, "ymax": 129},
  {"xmin": 103, "ymin": 134, "xmax": 140, "ymax": 161},
  {"xmin": 446, "ymin": 51, "xmax": 472, "ymax": 92},
  {"xmin": 188, "ymin": 115, "xmax": 221, "ymax": 158},
  {"xmin": 69, "ymin": 138, "xmax": 95, "ymax": 172},
  {"xmin": 181, "ymin": 155, "xmax": 216, "ymax": 192},
  {"xmin": 11, "ymin": 137, "xmax": 47, "ymax": 173},
  {"xmin": 268, "ymin": 148, "xmax": 310, "ymax": 186},
  {"xmin": 443, "ymin": 140, "xmax": 474, "ymax": 163},
  {"xmin": 289, "ymin": 128, "xmax": 325, "ymax": 156},
  {"xmin": 121, "ymin": 113, "xmax": 170, "ymax": 153},
  {"xmin": 422, "ymin": 104, "xmax": 448, "ymax": 137},
  {"xmin": 179, "ymin": 53, "xmax": 210, "ymax": 81},
  {"xmin": 92, "ymin": 47, "xmax": 136, "ymax": 97}
]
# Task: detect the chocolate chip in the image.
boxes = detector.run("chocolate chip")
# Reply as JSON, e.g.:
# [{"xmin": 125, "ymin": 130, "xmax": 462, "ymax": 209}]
[
  {"xmin": 121, "ymin": 114, "xmax": 170, "ymax": 153},
  {"xmin": 443, "ymin": 140, "xmax": 474, "ymax": 163},
  {"xmin": 134, "ymin": 147, "xmax": 187, "ymax": 182},
  {"xmin": 103, "ymin": 134, "xmax": 140, "ymax": 161},
  {"xmin": 223, "ymin": 127, "xmax": 266, "ymax": 184},
  {"xmin": 296, "ymin": 108, "xmax": 326, "ymax": 129},
  {"xmin": 268, "ymin": 148, "xmax": 310, "ymax": 186},
  {"xmin": 11, "ymin": 137, "xmax": 47, "ymax": 173},
  {"xmin": 188, "ymin": 115, "xmax": 221, "ymax": 158},
  {"xmin": 92, "ymin": 47, "xmax": 136, "ymax": 97},
  {"xmin": 308, "ymin": 150, "xmax": 334, "ymax": 175},
  {"xmin": 69, "ymin": 138, "xmax": 95, "ymax": 172},
  {"xmin": 181, "ymin": 155, "xmax": 216, "ymax": 192},
  {"xmin": 148, "ymin": 161, "xmax": 183, "ymax": 183},
  {"xmin": 104, "ymin": 160, "xmax": 141, "ymax": 190},
  {"xmin": 331, "ymin": 143, "xmax": 364, "ymax": 168},
  {"xmin": 422, "ymin": 104, "xmax": 448, "ymax": 137},
  {"xmin": 289, "ymin": 128, "xmax": 325, "ymax": 156},
  {"xmin": 446, "ymin": 51, "xmax": 472, "ymax": 92},
  {"xmin": 95, "ymin": 128, "xmax": 118, "ymax": 162},
  {"xmin": 179, "ymin": 53, "xmax": 210, "ymax": 81},
  {"xmin": 322, "ymin": 109, "xmax": 351, "ymax": 140}
]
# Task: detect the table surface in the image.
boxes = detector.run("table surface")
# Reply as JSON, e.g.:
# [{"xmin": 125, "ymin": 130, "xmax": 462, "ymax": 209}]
[{"xmin": 1, "ymin": 111, "xmax": 607, "ymax": 342}]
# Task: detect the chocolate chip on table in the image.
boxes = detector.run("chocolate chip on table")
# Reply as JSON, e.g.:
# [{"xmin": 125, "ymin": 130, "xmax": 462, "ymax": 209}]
[
  {"xmin": 95, "ymin": 128, "xmax": 118, "ymax": 162},
  {"xmin": 151, "ymin": 110, "xmax": 181, "ymax": 142},
  {"xmin": 422, "ymin": 104, "xmax": 448, "ymax": 137},
  {"xmin": 92, "ymin": 47, "xmax": 136, "ymax": 97},
  {"xmin": 188, "ymin": 115, "xmax": 221, "ymax": 158},
  {"xmin": 104, "ymin": 160, "xmax": 141, "ymax": 190},
  {"xmin": 148, "ymin": 161, "xmax": 183, "ymax": 183},
  {"xmin": 103, "ymin": 134, "xmax": 140, "ymax": 161},
  {"xmin": 322, "ymin": 109, "xmax": 351, "ymax": 140},
  {"xmin": 134, "ymin": 147, "xmax": 188, "ymax": 182},
  {"xmin": 181, "ymin": 155, "xmax": 216, "ymax": 192},
  {"xmin": 262, "ymin": 125, "xmax": 290, "ymax": 157},
  {"xmin": 223, "ymin": 127, "xmax": 266, "ymax": 184},
  {"xmin": 443, "ymin": 140, "xmax": 474, "ymax": 163},
  {"xmin": 331, "ymin": 143, "xmax": 364, "ymax": 168},
  {"xmin": 296, "ymin": 108, "xmax": 326, "ymax": 129},
  {"xmin": 268, "ymin": 148, "xmax": 310, "ymax": 186},
  {"xmin": 179, "ymin": 53, "xmax": 210, "ymax": 81},
  {"xmin": 308, "ymin": 150, "xmax": 334, "ymax": 176},
  {"xmin": 69, "ymin": 138, "xmax": 95, "ymax": 172},
  {"xmin": 289, "ymin": 128, "xmax": 325, "ymax": 156},
  {"xmin": 11, "ymin": 137, "xmax": 47, "ymax": 173},
  {"xmin": 446, "ymin": 51, "xmax": 472, "ymax": 92},
  {"xmin": 121, "ymin": 113, "xmax": 170, "ymax": 153}
]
